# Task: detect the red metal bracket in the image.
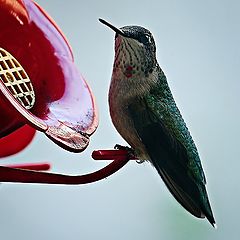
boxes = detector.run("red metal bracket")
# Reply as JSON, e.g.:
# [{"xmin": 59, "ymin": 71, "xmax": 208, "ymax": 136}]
[
  {"xmin": 0, "ymin": 149, "xmax": 136, "ymax": 184},
  {"xmin": 4, "ymin": 163, "xmax": 51, "ymax": 171}
]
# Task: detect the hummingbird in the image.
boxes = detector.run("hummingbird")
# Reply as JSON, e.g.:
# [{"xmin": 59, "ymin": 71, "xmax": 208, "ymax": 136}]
[{"xmin": 99, "ymin": 18, "xmax": 215, "ymax": 227}]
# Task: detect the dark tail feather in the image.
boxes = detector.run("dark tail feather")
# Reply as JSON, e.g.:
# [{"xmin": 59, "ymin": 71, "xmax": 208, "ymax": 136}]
[
  {"xmin": 153, "ymin": 160, "xmax": 216, "ymax": 227},
  {"xmin": 138, "ymin": 120, "xmax": 216, "ymax": 226}
]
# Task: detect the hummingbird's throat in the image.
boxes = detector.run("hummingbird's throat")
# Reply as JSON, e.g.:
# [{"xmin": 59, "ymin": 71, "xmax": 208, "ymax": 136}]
[
  {"xmin": 114, "ymin": 38, "xmax": 145, "ymax": 79},
  {"xmin": 124, "ymin": 65, "xmax": 134, "ymax": 78}
]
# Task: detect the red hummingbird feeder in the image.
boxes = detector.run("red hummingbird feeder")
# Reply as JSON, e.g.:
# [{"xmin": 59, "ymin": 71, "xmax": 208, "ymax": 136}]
[{"xmin": 0, "ymin": 0, "xmax": 133, "ymax": 184}]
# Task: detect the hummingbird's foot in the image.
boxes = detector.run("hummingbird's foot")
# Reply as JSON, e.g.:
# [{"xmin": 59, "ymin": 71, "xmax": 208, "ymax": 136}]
[{"xmin": 114, "ymin": 144, "xmax": 136, "ymax": 160}]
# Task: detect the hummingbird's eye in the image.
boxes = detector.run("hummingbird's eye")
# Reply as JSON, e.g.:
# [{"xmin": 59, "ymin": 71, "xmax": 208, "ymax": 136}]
[{"xmin": 138, "ymin": 34, "xmax": 151, "ymax": 45}]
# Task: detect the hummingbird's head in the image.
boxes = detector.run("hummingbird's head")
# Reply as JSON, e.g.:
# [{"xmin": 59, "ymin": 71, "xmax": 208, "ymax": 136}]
[{"xmin": 99, "ymin": 19, "xmax": 157, "ymax": 78}]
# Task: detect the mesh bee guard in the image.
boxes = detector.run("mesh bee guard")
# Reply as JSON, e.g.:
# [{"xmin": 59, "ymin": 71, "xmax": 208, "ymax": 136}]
[{"xmin": 0, "ymin": 48, "xmax": 35, "ymax": 110}]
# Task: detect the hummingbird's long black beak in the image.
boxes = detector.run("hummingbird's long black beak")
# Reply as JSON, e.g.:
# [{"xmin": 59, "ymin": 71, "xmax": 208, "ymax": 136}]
[{"xmin": 99, "ymin": 18, "xmax": 126, "ymax": 37}]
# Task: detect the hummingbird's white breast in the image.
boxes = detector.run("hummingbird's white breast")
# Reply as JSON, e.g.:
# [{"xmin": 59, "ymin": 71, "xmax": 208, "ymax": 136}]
[{"xmin": 108, "ymin": 37, "xmax": 158, "ymax": 159}]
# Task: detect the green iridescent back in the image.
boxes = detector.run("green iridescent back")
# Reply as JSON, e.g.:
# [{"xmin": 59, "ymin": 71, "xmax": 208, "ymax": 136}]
[{"xmin": 144, "ymin": 64, "xmax": 206, "ymax": 184}]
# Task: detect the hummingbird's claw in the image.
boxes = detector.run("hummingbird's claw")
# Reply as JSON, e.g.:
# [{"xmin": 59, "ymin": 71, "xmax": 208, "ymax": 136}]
[{"xmin": 114, "ymin": 144, "xmax": 136, "ymax": 160}]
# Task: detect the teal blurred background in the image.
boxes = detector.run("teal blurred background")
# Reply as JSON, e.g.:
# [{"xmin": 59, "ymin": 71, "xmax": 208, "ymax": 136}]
[{"xmin": 0, "ymin": 0, "xmax": 240, "ymax": 239}]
